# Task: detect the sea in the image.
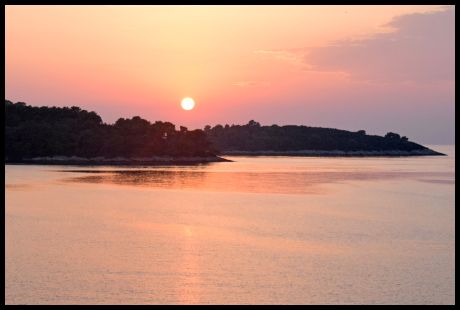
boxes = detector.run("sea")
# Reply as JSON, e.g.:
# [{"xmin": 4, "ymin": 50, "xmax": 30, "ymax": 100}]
[{"xmin": 5, "ymin": 145, "xmax": 455, "ymax": 304}]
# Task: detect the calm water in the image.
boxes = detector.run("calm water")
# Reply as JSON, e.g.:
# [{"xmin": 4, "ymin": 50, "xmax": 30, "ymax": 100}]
[{"xmin": 5, "ymin": 145, "xmax": 455, "ymax": 304}]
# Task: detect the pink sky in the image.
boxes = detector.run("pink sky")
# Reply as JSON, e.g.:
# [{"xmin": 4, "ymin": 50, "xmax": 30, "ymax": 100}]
[{"xmin": 5, "ymin": 5, "xmax": 455, "ymax": 144}]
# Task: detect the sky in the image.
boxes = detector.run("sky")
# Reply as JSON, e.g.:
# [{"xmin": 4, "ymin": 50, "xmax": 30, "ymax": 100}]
[{"xmin": 5, "ymin": 5, "xmax": 455, "ymax": 144}]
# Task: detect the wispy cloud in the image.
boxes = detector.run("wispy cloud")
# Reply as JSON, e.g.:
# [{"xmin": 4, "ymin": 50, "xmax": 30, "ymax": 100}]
[
  {"xmin": 232, "ymin": 80, "xmax": 271, "ymax": 87},
  {"xmin": 304, "ymin": 7, "xmax": 455, "ymax": 83},
  {"xmin": 253, "ymin": 49, "xmax": 311, "ymax": 70},
  {"xmin": 253, "ymin": 7, "xmax": 454, "ymax": 84}
]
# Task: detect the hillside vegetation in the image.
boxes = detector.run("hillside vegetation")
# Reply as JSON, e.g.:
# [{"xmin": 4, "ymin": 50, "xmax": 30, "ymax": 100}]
[
  {"xmin": 5, "ymin": 100, "xmax": 214, "ymax": 161},
  {"xmin": 5, "ymin": 100, "xmax": 443, "ymax": 161},
  {"xmin": 204, "ymin": 120, "xmax": 440, "ymax": 154}
]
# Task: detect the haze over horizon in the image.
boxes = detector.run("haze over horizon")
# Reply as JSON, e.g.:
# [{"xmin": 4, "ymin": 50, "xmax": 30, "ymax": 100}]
[{"xmin": 5, "ymin": 5, "xmax": 455, "ymax": 144}]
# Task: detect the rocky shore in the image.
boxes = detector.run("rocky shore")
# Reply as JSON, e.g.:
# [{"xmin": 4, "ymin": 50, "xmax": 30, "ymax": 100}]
[
  {"xmin": 5, "ymin": 155, "xmax": 232, "ymax": 165},
  {"xmin": 222, "ymin": 149, "xmax": 446, "ymax": 157}
]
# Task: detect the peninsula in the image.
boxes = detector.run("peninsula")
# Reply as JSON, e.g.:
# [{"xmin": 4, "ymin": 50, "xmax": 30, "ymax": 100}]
[
  {"xmin": 5, "ymin": 100, "xmax": 228, "ymax": 165},
  {"xmin": 5, "ymin": 100, "xmax": 444, "ymax": 165},
  {"xmin": 204, "ymin": 121, "xmax": 445, "ymax": 156}
]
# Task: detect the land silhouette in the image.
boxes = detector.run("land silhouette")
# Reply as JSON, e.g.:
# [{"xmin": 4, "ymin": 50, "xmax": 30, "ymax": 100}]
[
  {"xmin": 4, "ymin": 100, "xmax": 444, "ymax": 164},
  {"xmin": 204, "ymin": 120, "xmax": 444, "ymax": 156},
  {"xmin": 5, "ymin": 100, "xmax": 223, "ymax": 164}
]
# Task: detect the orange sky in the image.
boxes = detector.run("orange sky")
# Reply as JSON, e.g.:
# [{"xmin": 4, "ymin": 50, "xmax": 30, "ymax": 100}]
[{"xmin": 5, "ymin": 5, "xmax": 455, "ymax": 144}]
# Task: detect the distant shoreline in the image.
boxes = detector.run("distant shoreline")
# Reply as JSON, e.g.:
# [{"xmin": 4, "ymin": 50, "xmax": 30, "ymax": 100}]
[
  {"xmin": 221, "ymin": 149, "xmax": 446, "ymax": 157},
  {"xmin": 4, "ymin": 149, "xmax": 447, "ymax": 166},
  {"xmin": 7, "ymin": 101, "xmax": 447, "ymax": 162},
  {"xmin": 5, "ymin": 155, "xmax": 232, "ymax": 165}
]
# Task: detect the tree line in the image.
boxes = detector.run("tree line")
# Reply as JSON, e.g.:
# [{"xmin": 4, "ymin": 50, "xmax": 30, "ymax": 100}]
[
  {"xmin": 203, "ymin": 120, "xmax": 427, "ymax": 152},
  {"xmin": 5, "ymin": 100, "xmax": 430, "ymax": 161},
  {"xmin": 5, "ymin": 100, "xmax": 214, "ymax": 161}
]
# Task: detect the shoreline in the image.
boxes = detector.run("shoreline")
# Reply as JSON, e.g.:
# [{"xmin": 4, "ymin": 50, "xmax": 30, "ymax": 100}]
[
  {"xmin": 4, "ymin": 148, "xmax": 447, "ymax": 166},
  {"xmin": 5, "ymin": 155, "xmax": 232, "ymax": 165},
  {"xmin": 220, "ymin": 149, "xmax": 446, "ymax": 157}
]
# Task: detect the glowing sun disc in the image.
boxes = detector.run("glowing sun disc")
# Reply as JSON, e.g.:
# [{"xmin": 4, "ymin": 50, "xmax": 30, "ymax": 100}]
[{"xmin": 181, "ymin": 97, "xmax": 195, "ymax": 110}]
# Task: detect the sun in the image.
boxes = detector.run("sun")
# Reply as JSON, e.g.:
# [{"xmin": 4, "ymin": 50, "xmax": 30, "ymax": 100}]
[{"xmin": 181, "ymin": 97, "xmax": 195, "ymax": 110}]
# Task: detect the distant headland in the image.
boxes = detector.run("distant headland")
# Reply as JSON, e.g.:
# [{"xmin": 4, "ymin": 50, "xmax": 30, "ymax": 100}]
[
  {"xmin": 204, "ymin": 120, "xmax": 445, "ymax": 157},
  {"xmin": 5, "ymin": 100, "xmax": 228, "ymax": 165},
  {"xmin": 4, "ymin": 100, "xmax": 444, "ymax": 165}
]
